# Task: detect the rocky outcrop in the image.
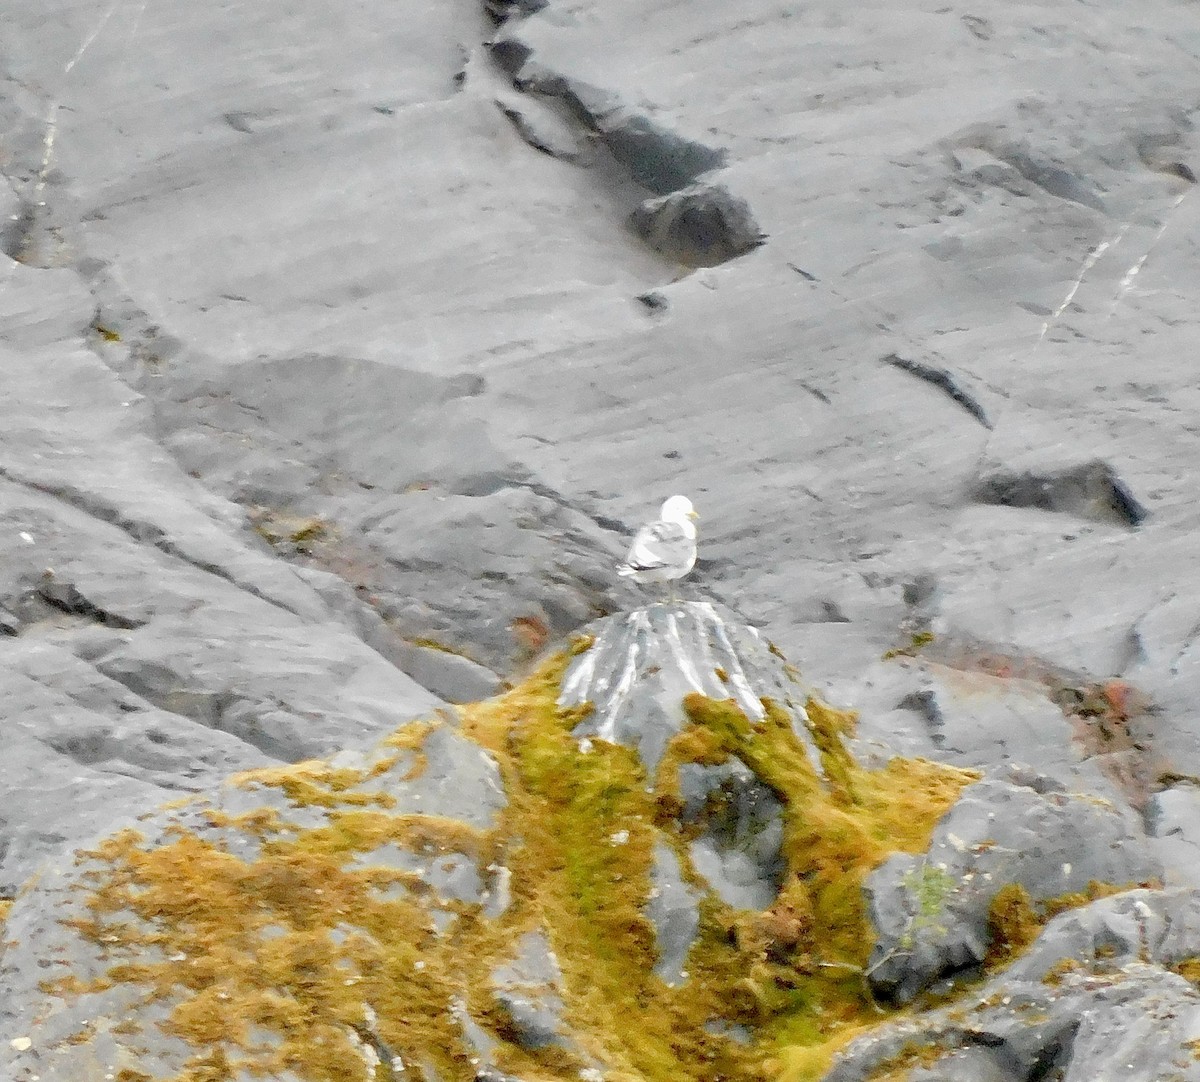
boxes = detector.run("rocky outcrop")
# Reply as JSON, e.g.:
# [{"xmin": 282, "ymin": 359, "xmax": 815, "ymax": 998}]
[
  {"xmin": 864, "ymin": 769, "xmax": 1160, "ymax": 1003},
  {"xmin": 827, "ymin": 890, "xmax": 1200, "ymax": 1082},
  {"xmin": 0, "ymin": 607, "xmax": 977, "ymax": 1081},
  {"xmin": 560, "ymin": 601, "xmax": 819, "ymax": 771},
  {"xmin": 4, "ymin": 0, "xmax": 1200, "ymax": 1077},
  {"xmin": 5, "ymin": 606, "xmax": 1188, "ymax": 1082}
]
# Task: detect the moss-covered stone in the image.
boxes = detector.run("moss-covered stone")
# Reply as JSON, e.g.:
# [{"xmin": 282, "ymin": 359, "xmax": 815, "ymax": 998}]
[
  {"xmin": 666, "ymin": 695, "xmax": 978, "ymax": 1081},
  {"xmin": 984, "ymin": 879, "xmax": 1161, "ymax": 977},
  {"xmin": 860, "ymin": 1040, "xmax": 945, "ymax": 1081},
  {"xmin": 985, "ymin": 883, "xmax": 1039, "ymax": 968},
  {"xmin": 52, "ymin": 649, "xmax": 981, "ymax": 1082},
  {"xmin": 247, "ymin": 509, "xmax": 334, "ymax": 555}
]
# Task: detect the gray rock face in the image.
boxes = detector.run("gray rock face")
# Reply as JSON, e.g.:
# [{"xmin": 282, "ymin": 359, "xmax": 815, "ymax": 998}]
[
  {"xmin": 1148, "ymin": 785, "xmax": 1200, "ymax": 889},
  {"xmin": 646, "ymin": 840, "xmax": 702, "ymax": 986},
  {"xmin": 3, "ymin": 0, "xmax": 1200, "ymax": 1075},
  {"xmin": 834, "ymin": 966, "xmax": 1200, "ymax": 1082},
  {"xmin": 681, "ymin": 757, "xmax": 785, "ymax": 910},
  {"xmin": 865, "ymin": 770, "xmax": 1161, "ymax": 1003},
  {"xmin": 829, "ymin": 888, "xmax": 1200, "ymax": 1082},
  {"xmin": 1004, "ymin": 888, "xmax": 1200, "ymax": 984},
  {"xmin": 875, "ymin": 660, "xmax": 1128, "ymax": 804},
  {"xmin": 489, "ymin": 929, "xmax": 569, "ymax": 1051},
  {"xmin": 384, "ymin": 724, "xmax": 509, "ymax": 827}
]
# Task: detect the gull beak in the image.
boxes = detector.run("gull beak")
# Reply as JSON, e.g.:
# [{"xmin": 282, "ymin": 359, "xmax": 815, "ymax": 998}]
[{"xmin": 688, "ymin": 510, "xmax": 699, "ymax": 521}]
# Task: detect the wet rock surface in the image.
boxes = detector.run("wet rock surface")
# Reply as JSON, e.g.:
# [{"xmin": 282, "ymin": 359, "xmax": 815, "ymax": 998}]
[{"xmin": 4, "ymin": 0, "xmax": 1200, "ymax": 1077}]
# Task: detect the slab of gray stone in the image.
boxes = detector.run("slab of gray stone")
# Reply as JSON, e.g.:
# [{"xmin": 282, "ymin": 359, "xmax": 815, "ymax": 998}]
[
  {"xmin": 680, "ymin": 757, "xmax": 785, "ymax": 911},
  {"xmin": 828, "ymin": 888, "xmax": 1200, "ymax": 1082},
  {"xmin": 338, "ymin": 724, "xmax": 507, "ymax": 831},
  {"xmin": 1147, "ymin": 784, "xmax": 1200, "ymax": 890},
  {"xmin": 489, "ymin": 928, "xmax": 569, "ymax": 1051},
  {"xmin": 864, "ymin": 770, "xmax": 1161, "ymax": 1004},
  {"xmin": 0, "ymin": 264, "xmax": 448, "ymax": 891},
  {"xmin": 866, "ymin": 658, "xmax": 1129, "ymax": 804},
  {"xmin": 1003, "ymin": 887, "xmax": 1200, "ymax": 983},
  {"xmin": 646, "ymin": 839, "xmax": 702, "ymax": 986}
]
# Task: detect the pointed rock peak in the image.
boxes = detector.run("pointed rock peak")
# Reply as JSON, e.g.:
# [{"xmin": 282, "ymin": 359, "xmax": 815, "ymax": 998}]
[{"xmin": 559, "ymin": 601, "xmax": 821, "ymax": 774}]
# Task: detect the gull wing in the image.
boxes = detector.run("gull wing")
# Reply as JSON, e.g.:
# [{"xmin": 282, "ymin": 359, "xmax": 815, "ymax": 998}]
[{"xmin": 623, "ymin": 519, "xmax": 692, "ymax": 571}]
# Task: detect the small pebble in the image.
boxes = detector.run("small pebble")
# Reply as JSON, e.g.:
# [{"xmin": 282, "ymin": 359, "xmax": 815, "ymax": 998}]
[{"xmin": 10, "ymin": 1037, "xmax": 32, "ymax": 1052}]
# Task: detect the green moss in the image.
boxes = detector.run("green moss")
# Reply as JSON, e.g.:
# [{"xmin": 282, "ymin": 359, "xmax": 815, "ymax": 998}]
[
  {"xmin": 568, "ymin": 633, "xmax": 595, "ymax": 656},
  {"xmin": 290, "ymin": 519, "xmax": 328, "ymax": 544},
  {"xmin": 985, "ymin": 883, "xmax": 1039, "ymax": 968},
  {"xmin": 1040, "ymin": 878, "xmax": 1153, "ymax": 920},
  {"xmin": 899, "ymin": 864, "xmax": 957, "ymax": 948},
  {"xmin": 59, "ymin": 767, "xmax": 490, "ymax": 1080},
  {"xmin": 981, "ymin": 879, "xmax": 1160, "ymax": 976},
  {"xmin": 410, "ymin": 636, "xmax": 459, "ymax": 655},
  {"xmin": 1173, "ymin": 958, "xmax": 1200, "ymax": 986},
  {"xmin": 459, "ymin": 661, "xmax": 755, "ymax": 1080},
  {"xmin": 882, "ymin": 631, "xmax": 935, "ymax": 661},
  {"xmin": 56, "ymin": 653, "xmax": 979, "ymax": 1082},
  {"xmin": 861, "ymin": 1040, "xmax": 945, "ymax": 1080},
  {"xmin": 803, "ymin": 697, "xmax": 859, "ymax": 802},
  {"xmin": 662, "ymin": 694, "xmax": 978, "ymax": 1081},
  {"xmin": 1041, "ymin": 958, "xmax": 1084, "ymax": 986},
  {"xmin": 249, "ymin": 510, "xmax": 333, "ymax": 554},
  {"xmin": 233, "ymin": 762, "xmax": 397, "ymax": 809}
]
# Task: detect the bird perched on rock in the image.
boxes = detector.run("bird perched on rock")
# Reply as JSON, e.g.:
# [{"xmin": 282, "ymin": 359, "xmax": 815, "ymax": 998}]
[{"xmin": 618, "ymin": 495, "xmax": 698, "ymax": 602}]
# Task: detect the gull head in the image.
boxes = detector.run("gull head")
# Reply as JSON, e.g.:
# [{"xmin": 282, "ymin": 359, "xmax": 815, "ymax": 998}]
[{"xmin": 660, "ymin": 494, "xmax": 698, "ymax": 522}]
